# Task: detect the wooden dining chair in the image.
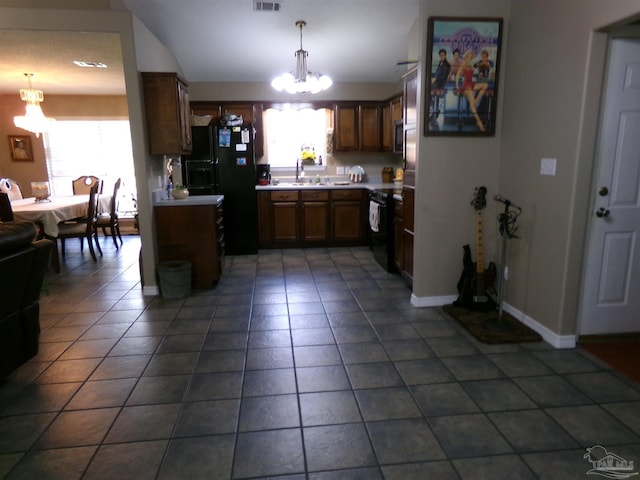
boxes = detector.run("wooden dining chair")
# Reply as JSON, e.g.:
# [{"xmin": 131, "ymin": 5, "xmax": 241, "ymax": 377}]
[
  {"xmin": 54, "ymin": 183, "xmax": 103, "ymax": 269},
  {"xmin": 95, "ymin": 178, "xmax": 123, "ymax": 248},
  {"xmin": 72, "ymin": 175, "xmax": 103, "ymax": 195},
  {"xmin": 0, "ymin": 192, "xmax": 14, "ymax": 222}
]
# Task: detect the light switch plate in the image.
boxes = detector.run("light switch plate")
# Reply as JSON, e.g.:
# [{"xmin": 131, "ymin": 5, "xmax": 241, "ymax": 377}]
[{"xmin": 540, "ymin": 158, "xmax": 557, "ymax": 176}]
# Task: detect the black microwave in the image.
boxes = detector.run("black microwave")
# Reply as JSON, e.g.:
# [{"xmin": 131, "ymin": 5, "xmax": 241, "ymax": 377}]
[{"xmin": 393, "ymin": 120, "xmax": 403, "ymax": 154}]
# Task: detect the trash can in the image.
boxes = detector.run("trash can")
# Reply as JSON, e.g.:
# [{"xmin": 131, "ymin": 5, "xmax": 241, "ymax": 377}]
[{"xmin": 156, "ymin": 261, "xmax": 192, "ymax": 299}]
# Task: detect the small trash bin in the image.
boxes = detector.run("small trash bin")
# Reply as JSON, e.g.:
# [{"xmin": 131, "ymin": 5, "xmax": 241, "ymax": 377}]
[{"xmin": 156, "ymin": 261, "xmax": 192, "ymax": 299}]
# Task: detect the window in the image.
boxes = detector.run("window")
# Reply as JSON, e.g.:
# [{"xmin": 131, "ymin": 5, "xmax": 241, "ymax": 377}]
[
  {"xmin": 42, "ymin": 120, "xmax": 138, "ymax": 216},
  {"xmin": 264, "ymin": 107, "xmax": 332, "ymax": 169}
]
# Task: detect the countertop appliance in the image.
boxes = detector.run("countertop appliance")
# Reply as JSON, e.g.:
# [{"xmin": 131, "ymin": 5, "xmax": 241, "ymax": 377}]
[
  {"xmin": 256, "ymin": 164, "xmax": 271, "ymax": 185},
  {"xmin": 182, "ymin": 125, "xmax": 258, "ymax": 255},
  {"xmin": 369, "ymin": 189, "xmax": 395, "ymax": 272}
]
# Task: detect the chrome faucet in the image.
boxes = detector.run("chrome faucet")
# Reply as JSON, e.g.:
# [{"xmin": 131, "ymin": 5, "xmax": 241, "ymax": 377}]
[{"xmin": 295, "ymin": 159, "xmax": 305, "ymax": 183}]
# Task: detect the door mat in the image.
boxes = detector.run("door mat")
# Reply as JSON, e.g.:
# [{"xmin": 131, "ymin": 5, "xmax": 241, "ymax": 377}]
[{"xmin": 442, "ymin": 304, "xmax": 543, "ymax": 344}]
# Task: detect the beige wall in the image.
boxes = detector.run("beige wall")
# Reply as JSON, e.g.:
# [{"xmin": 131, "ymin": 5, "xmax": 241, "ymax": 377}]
[
  {"xmin": 412, "ymin": 0, "xmax": 640, "ymax": 346},
  {"xmin": 497, "ymin": 0, "xmax": 640, "ymax": 339}
]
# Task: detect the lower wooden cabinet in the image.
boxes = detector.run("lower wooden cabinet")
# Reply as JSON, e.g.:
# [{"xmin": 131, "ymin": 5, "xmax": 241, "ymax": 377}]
[
  {"xmin": 154, "ymin": 202, "xmax": 223, "ymax": 288},
  {"xmin": 331, "ymin": 190, "xmax": 366, "ymax": 242},
  {"xmin": 257, "ymin": 189, "xmax": 366, "ymax": 247}
]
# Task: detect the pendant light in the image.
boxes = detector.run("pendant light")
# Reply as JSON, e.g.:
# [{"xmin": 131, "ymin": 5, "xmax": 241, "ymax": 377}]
[
  {"xmin": 271, "ymin": 20, "xmax": 332, "ymax": 94},
  {"xmin": 13, "ymin": 73, "xmax": 56, "ymax": 138}
]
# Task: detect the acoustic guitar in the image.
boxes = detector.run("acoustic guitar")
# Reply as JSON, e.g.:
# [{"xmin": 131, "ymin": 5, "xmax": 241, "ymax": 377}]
[{"xmin": 455, "ymin": 186, "xmax": 497, "ymax": 311}]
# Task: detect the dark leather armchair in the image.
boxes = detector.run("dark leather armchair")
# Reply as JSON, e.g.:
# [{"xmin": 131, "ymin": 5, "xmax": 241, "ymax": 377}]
[{"xmin": 0, "ymin": 222, "xmax": 54, "ymax": 378}]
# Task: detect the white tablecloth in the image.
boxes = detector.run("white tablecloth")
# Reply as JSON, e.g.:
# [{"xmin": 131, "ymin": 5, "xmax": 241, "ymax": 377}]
[{"xmin": 12, "ymin": 195, "xmax": 111, "ymax": 237}]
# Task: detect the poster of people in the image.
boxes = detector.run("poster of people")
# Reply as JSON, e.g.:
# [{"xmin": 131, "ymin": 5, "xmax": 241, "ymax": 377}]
[{"xmin": 425, "ymin": 17, "xmax": 503, "ymax": 136}]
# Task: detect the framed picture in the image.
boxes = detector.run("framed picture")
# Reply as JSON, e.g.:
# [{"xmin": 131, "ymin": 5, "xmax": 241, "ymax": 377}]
[
  {"xmin": 8, "ymin": 135, "xmax": 34, "ymax": 161},
  {"xmin": 424, "ymin": 17, "xmax": 503, "ymax": 137}
]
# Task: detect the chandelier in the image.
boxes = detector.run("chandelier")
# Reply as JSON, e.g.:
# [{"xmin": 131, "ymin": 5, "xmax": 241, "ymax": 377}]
[
  {"xmin": 13, "ymin": 73, "xmax": 55, "ymax": 138},
  {"xmin": 271, "ymin": 20, "xmax": 332, "ymax": 94}
]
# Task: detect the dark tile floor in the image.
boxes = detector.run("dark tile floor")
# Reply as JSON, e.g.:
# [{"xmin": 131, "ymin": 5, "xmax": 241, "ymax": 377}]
[{"xmin": 0, "ymin": 236, "xmax": 639, "ymax": 479}]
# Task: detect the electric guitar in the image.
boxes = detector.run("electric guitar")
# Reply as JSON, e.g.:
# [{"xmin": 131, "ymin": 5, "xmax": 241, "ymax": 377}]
[{"xmin": 456, "ymin": 186, "xmax": 497, "ymax": 311}]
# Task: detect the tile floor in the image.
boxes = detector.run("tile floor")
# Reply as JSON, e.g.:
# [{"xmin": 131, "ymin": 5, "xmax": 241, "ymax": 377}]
[{"xmin": 0, "ymin": 235, "xmax": 639, "ymax": 479}]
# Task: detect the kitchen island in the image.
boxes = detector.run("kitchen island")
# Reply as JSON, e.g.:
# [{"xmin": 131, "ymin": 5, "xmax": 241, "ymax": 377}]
[{"xmin": 153, "ymin": 190, "xmax": 225, "ymax": 288}]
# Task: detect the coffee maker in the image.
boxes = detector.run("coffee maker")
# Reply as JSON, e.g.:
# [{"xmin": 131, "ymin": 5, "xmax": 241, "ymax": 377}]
[{"xmin": 256, "ymin": 164, "xmax": 271, "ymax": 185}]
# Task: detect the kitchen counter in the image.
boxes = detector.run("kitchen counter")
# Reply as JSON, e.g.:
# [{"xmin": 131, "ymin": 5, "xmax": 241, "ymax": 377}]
[
  {"xmin": 255, "ymin": 182, "xmax": 398, "ymax": 191},
  {"xmin": 152, "ymin": 189, "xmax": 224, "ymax": 206}
]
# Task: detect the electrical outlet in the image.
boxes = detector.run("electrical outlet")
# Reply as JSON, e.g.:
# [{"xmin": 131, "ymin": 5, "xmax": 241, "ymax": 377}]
[{"xmin": 336, "ymin": 166, "xmax": 345, "ymax": 175}]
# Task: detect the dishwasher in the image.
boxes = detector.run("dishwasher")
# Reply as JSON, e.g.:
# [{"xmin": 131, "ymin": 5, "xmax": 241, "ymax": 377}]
[{"xmin": 368, "ymin": 189, "xmax": 395, "ymax": 272}]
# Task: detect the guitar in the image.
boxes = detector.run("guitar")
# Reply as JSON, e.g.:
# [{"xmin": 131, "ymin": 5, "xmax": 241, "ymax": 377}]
[{"xmin": 455, "ymin": 186, "xmax": 497, "ymax": 311}]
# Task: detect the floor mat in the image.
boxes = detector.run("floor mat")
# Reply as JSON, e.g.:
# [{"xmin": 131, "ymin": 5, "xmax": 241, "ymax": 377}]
[{"xmin": 442, "ymin": 304, "xmax": 543, "ymax": 344}]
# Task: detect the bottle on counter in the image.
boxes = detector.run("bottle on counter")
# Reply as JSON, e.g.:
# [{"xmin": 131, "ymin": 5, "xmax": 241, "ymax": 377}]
[{"xmin": 166, "ymin": 181, "xmax": 173, "ymax": 199}]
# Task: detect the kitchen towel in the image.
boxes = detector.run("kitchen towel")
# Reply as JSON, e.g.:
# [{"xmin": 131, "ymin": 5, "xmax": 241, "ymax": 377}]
[{"xmin": 369, "ymin": 200, "xmax": 379, "ymax": 233}]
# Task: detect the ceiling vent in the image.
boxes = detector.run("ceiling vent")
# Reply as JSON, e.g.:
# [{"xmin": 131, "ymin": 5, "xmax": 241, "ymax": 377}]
[{"xmin": 254, "ymin": 1, "xmax": 280, "ymax": 12}]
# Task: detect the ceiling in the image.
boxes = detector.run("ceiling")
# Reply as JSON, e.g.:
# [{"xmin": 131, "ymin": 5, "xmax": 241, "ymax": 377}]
[{"xmin": 0, "ymin": 0, "xmax": 420, "ymax": 96}]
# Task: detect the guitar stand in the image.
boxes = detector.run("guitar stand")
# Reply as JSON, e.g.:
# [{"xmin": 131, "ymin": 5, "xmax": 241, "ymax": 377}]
[{"xmin": 489, "ymin": 195, "xmax": 522, "ymax": 330}]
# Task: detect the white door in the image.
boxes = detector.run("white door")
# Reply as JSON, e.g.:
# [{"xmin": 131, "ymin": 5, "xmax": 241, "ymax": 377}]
[{"xmin": 579, "ymin": 38, "xmax": 640, "ymax": 335}]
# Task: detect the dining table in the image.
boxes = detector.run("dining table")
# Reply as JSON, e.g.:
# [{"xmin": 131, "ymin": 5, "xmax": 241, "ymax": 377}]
[{"xmin": 11, "ymin": 195, "xmax": 111, "ymax": 238}]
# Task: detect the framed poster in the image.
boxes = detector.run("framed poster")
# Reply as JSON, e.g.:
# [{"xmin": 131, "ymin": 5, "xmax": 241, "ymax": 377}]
[
  {"xmin": 424, "ymin": 17, "xmax": 503, "ymax": 137},
  {"xmin": 8, "ymin": 135, "xmax": 34, "ymax": 161}
]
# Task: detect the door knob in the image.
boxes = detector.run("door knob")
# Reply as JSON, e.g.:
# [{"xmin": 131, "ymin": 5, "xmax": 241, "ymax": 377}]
[
  {"xmin": 598, "ymin": 186, "xmax": 609, "ymax": 196},
  {"xmin": 596, "ymin": 207, "xmax": 610, "ymax": 217}
]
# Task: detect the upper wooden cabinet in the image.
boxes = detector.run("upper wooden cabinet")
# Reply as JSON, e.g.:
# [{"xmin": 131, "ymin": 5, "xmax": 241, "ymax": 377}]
[
  {"xmin": 334, "ymin": 98, "xmax": 401, "ymax": 153},
  {"xmin": 403, "ymin": 68, "xmax": 418, "ymax": 127},
  {"xmin": 190, "ymin": 101, "xmax": 264, "ymax": 158},
  {"xmin": 402, "ymin": 68, "xmax": 418, "ymax": 187},
  {"xmin": 359, "ymin": 103, "xmax": 382, "ymax": 151},
  {"xmin": 382, "ymin": 94, "xmax": 403, "ymax": 151},
  {"xmin": 334, "ymin": 103, "xmax": 359, "ymax": 151},
  {"xmin": 141, "ymin": 72, "xmax": 192, "ymax": 155}
]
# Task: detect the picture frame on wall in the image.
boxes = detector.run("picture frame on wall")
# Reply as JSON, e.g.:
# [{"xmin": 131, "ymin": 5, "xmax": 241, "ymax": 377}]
[
  {"xmin": 8, "ymin": 135, "xmax": 34, "ymax": 161},
  {"xmin": 424, "ymin": 17, "xmax": 503, "ymax": 137}
]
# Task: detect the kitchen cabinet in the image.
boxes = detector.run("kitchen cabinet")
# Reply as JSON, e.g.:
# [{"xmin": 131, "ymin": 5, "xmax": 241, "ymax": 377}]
[
  {"xmin": 257, "ymin": 188, "xmax": 366, "ymax": 247},
  {"xmin": 334, "ymin": 103, "xmax": 359, "ymax": 151},
  {"xmin": 301, "ymin": 190, "xmax": 330, "ymax": 242},
  {"xmin": 382, "ymin": 94, "xmax": 403, "ymax": 151},
  {"xmin": 190, "ymin": 101, "xmax": 264, "ymax": 157},
  {"xmin": 141, "ymin": 72, "xmax": 192, "ymax": 155},
  {"xmin": 331, "ymin": 189, "xmax": 366, "ymax": 242},
  {"xmin": 402, "ymin": 68, "xmax": 418, "ymax": 187},
  {"xmin": 359, "ymin": 104, "xmax": 382, "ymax": 151},
  {"xmin": 269, "ymin": 190, "xmax": 299, "ymax": 244},
  {"xmin": 335, "ymin": 100, "xmax": 401, "ymax": 153},
  {"xmin": 154, "ymin": 202, "xmax": 224, "ymax": 288}
]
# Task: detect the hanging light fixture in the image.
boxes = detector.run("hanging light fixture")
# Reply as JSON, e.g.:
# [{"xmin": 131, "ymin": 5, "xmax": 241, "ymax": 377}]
[
  {"xmin": 13, "ymin": 73, "xmax": 56, "ymax": 138},
  {"xmin": 271, "ymin": 20, "xmax": 332, "ymax": 94}
]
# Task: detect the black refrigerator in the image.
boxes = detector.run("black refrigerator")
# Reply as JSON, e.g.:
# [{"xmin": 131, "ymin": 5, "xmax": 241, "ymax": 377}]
[{"xmin": 182, "ymin": 125, "xmax": 258, "ymax": 255}]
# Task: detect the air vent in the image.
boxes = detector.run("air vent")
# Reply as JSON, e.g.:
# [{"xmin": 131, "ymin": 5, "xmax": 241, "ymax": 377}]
[{"xmin": 254, "ymin": 1, "xmax": 280, "ymax": 12}]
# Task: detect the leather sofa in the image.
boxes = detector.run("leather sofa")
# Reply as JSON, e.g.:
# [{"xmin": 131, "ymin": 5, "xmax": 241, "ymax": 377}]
[{"xmin": 0, "ymin": 222, "xmax": 54, "ymax": 378}]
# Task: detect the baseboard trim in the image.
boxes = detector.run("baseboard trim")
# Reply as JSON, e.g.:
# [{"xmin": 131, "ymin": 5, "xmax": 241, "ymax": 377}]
[
  {"xmin": 143, "ymin": 285, "xmax": 159, "ymax": 296},
  {"xmin": 410, "ymin": 294, "xmax": 577, "ymax": 349}
]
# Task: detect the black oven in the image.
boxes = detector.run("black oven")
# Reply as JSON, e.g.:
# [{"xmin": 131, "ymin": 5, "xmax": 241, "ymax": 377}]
[
  {"xmin": 183, "ymin": 159, "xmax": 216, "ymax": 195},
  {"xmin": 369, "ymin": 190, "xmax": 395, "ymax": 272}
]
